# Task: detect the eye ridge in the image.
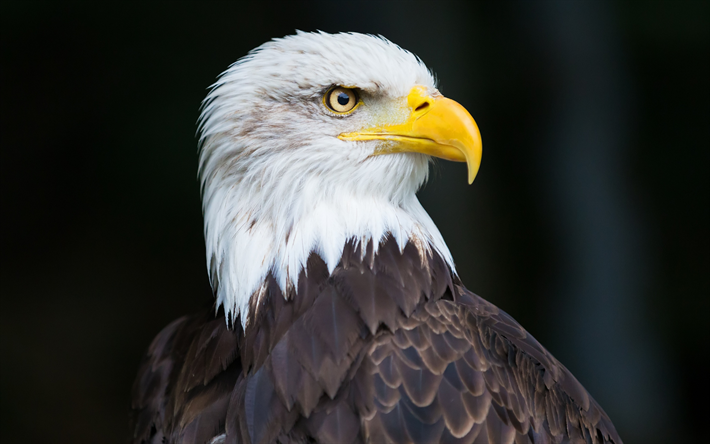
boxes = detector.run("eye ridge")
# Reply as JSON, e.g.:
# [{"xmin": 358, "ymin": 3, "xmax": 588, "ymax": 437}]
[{"xmin": 324, "ymin": 86, "xmax": 360, "ymax": 114}]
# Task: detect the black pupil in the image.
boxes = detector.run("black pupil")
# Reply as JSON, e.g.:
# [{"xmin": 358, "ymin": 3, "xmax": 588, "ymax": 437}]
[{"xmin": 337, "ymin": 92, "xmax": 350, "ymax": 106}]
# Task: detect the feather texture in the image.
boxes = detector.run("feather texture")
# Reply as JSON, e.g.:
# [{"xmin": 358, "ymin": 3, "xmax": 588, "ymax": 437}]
[{"xmin": 130, "ymin": 237, "xmax": 622, "ymax": 444}]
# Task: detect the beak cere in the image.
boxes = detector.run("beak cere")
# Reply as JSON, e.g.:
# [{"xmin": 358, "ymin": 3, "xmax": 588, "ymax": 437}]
[{"xmin": 338, "ymin": 85, "xmax": 483, "ymax": 184}]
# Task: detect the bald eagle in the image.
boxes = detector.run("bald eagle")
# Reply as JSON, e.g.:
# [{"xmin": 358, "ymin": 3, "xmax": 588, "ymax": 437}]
[{"xmin": 129, "ymin": 32, "xmax": 622, "ymax": 444}]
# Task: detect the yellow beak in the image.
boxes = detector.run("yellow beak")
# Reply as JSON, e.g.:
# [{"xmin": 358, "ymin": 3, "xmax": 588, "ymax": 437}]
[{"xmin": 338, "ymin": 85, "xmax": 482, "ymax": 184}]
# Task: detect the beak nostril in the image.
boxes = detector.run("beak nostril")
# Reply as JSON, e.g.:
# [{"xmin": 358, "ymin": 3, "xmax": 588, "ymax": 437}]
[{"xmin": 414, "ymin": 101, "xmax": 430, "ymax": 113}]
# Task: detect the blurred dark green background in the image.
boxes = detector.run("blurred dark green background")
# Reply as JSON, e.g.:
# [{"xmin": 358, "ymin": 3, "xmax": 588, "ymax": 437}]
[{"xmin": 1, "ymin": 1, "xmax": 707, "ymax": 443}]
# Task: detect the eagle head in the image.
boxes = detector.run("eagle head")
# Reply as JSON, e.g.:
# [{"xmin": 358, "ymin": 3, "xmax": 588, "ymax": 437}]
[{"xmin": 198, "ymin": 31, "xmax": 482, "ymax": 327}]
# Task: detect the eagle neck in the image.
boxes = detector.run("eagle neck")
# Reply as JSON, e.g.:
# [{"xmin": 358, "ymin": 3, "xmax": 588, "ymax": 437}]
[{"xmin": 205, "ymin": 191, "xmax": 456, "ymax": 329}]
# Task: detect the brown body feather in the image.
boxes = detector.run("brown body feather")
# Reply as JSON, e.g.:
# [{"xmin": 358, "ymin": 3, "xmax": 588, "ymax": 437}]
[{"xmin": 130, "ymin": 237, "xmax": 622, "ymax": 444}]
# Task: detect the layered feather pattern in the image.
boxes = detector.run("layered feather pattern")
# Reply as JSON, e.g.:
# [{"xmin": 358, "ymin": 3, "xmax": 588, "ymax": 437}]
[{"xmin": 130, "ymin": 237, "xmax": 621, "ymax": 444}]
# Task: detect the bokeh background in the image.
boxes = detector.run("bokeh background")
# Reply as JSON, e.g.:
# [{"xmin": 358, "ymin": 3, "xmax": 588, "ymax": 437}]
[{"xmin": 1, "ymin": 1, "xmax": 707, "ymax": 443}]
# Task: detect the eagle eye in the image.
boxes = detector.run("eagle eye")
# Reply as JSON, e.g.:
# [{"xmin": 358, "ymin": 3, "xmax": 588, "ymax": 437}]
[{"xmin": 324, "ymin": 87, "xmax": 359, "ymax": 114}]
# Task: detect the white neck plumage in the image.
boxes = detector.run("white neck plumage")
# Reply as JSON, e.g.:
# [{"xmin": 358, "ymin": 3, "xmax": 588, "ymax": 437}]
[{"xmin": 202, "ymin": 163, "xmax": 456, "ymax": 329}]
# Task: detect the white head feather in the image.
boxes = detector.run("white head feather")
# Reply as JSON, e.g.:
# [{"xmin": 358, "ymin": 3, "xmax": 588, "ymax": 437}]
[{"xmin": 198, "ymin": 31, "xmax": 456, "ymax": 328}]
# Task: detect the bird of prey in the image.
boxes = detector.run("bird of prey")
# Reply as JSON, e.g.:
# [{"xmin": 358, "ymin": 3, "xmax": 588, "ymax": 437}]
[{"xmin": 129, "ymin": 32, "xmax": 622, "ymax": 444}]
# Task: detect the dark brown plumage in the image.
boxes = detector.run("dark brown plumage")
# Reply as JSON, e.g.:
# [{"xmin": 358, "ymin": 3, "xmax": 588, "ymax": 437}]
[{"xmin": 130, "ymin": 236, "xmax": 621, "ymax": 444}]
